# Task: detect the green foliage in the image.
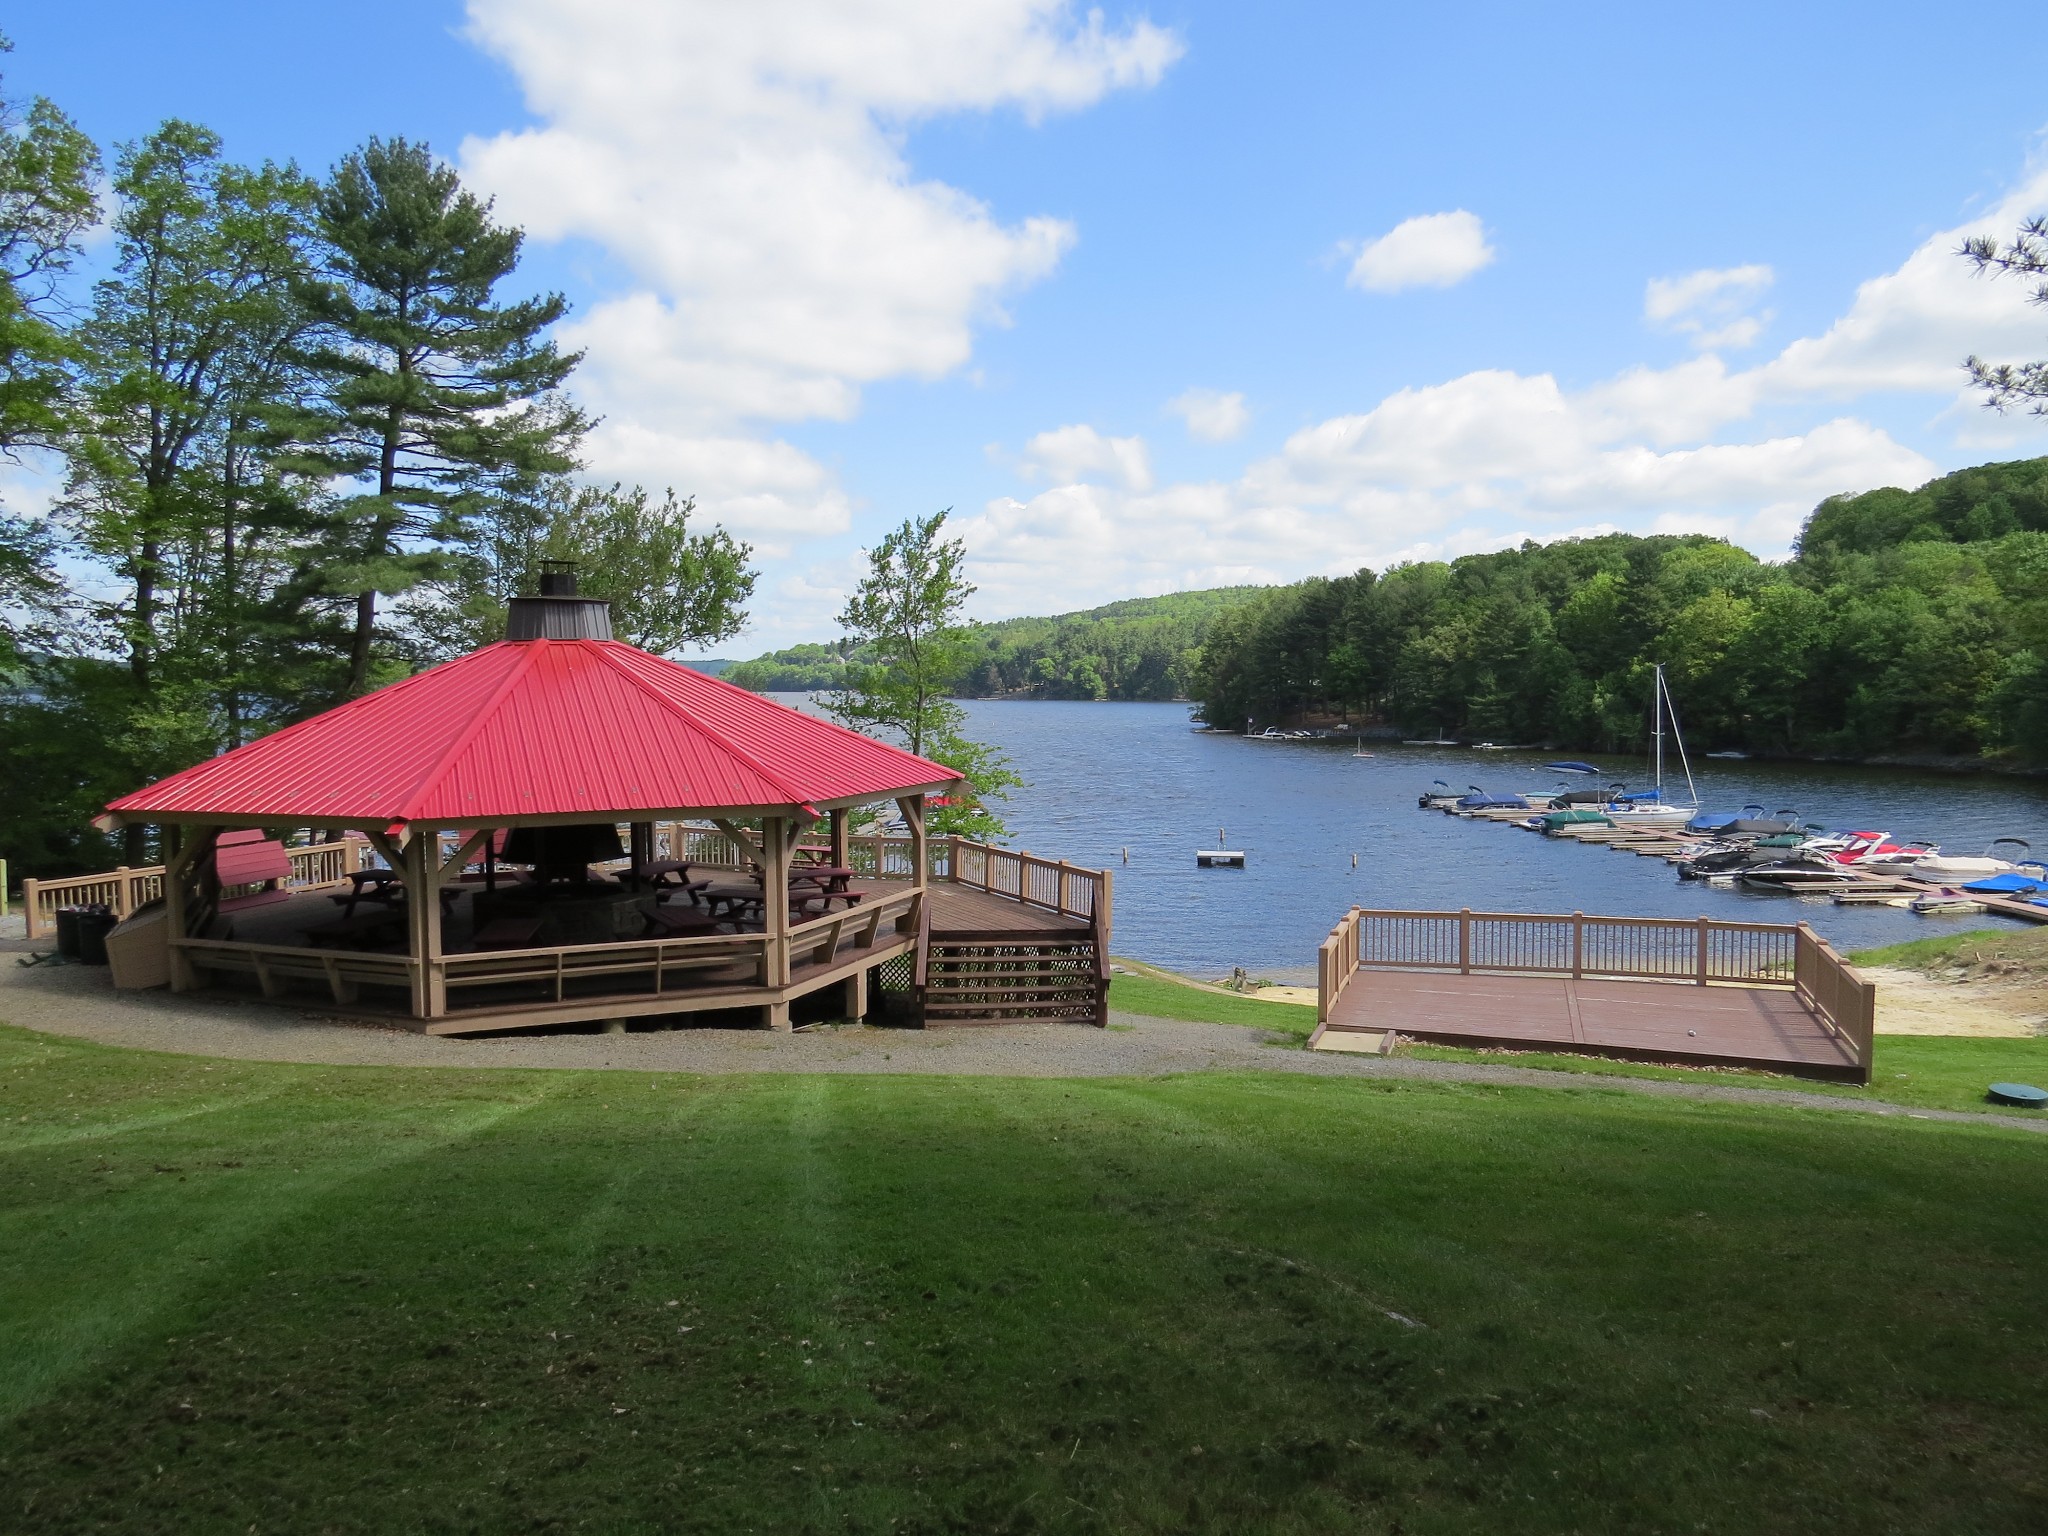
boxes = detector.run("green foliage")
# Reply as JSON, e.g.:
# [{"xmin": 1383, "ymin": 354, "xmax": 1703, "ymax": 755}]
[
  {"xmin": 1192, "ymin": 455, "xmax": 2048, "ymax": 763},
  {"xmin": 728, "ymin": 586, "xmax": 1263, "ymax": 699},
  {"xmin": 0, "ymin": 47, "xmax": 761, "ymax": 884},
  {"xmin": 290, "ymin": 136, "xmax": 589, "ymax": 693},
  {"xmin": 723, "ymin": 641, "xmax": 855, "ymax": 692},
  {"xmin": 1961, "ymin": 216, "xmax": 2048, "ymax": 417},
  {"xmin": 830, "ymin": 510, "xmax": 1020, "ymax": 836},
  {"xmin": 415, "ymin": 480, "xmax": 756, "ymax": 658},
  {"xmin": 0, "ymin": 32, "xmax": 98, "ymax": 457},
  {"xmin": 6, "ymin": 1029, "xmax": 2048, "ymax": 1532}
]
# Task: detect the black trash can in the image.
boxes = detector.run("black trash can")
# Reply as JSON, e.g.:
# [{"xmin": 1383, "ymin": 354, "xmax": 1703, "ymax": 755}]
[
  {"xmin": 54, "ymin": 905, "xmax": 84, "ymax": 958},
  {"xmin": 74, "ymin": 905, "xmax": 117, "ymax": 966}
]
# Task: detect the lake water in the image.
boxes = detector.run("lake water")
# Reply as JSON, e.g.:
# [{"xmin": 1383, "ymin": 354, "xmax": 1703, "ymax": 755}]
[{"xmin": 779, "ymin": 696, "xmax": 2048, "ymax": 982}]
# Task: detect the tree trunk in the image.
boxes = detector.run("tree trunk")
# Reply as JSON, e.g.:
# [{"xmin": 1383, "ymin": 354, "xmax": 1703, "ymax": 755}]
[{"xmin": 345, "ymin": 404, "xmax": 405, "ymax": 696}]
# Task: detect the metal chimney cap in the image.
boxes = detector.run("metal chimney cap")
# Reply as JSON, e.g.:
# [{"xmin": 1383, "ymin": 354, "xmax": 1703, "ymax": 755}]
[{"xmin": 537, "ymin": 559, "xmax": 580, "ymax": 597}]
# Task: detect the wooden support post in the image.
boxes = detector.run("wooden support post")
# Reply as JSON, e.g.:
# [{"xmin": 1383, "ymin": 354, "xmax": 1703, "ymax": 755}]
[
  {"xmin": 1459, "ymin": 908, "xmax": 1471, "ymax": 975},
  {"xmin": 844, "ymin": 966, "xmax": 868, "ymax": 1020},
  {"xmin": 22, "ymin": 877, "xmax": 40, "ymax": 941},
  {"xmin": 113, "ymin": 866, "xmax": 132, "ymax": 919},
  {"xmin": 1098, "ymin": 867, "xmax": 1114, "ymax": 955},
  {"xmin": 829, "ymin": 808, "xmax": 850, "ymax": 870},
  {"xmin": 898, "ymin": 794, "xmax": 928, "ymax": 891},
  {"xmin": 1572, "ymin": 911, "xmax": 1583, "ymax": 979},
  {"xmin": 1695, "ymin": 916, "xmax": 1710, "ymax": 986},
  {"xmin": 404, "ymin": 830, "xmax": 446, "ymax": 1020},
  {"xmin": 763, "ymin": 814, "xmax": 792, "ymax": 998}
]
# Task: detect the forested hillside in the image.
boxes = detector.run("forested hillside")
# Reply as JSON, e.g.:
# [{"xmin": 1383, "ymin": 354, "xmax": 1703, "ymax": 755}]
[
  {"xmin": 1191, "ymin": 456, "xmax": 2048, "ymax": 763},
  {"xmin": 727, "ymin": 587, "xmax": 1261, "ymax": 699}
]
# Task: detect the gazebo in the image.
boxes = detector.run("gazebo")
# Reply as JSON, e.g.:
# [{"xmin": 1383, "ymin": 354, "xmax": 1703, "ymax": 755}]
[{"xmin": 97, "ymin": 576, "xmax": 973, "ymax": 1031}]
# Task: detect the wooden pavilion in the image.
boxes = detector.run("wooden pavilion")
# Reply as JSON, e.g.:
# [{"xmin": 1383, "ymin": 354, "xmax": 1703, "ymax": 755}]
[{"xmin": 95, "ymin": 579, "xmax": 1111, "ymax": 1032}]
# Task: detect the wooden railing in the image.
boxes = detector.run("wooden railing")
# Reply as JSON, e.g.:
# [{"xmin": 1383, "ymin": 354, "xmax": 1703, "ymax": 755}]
[
  {"xmin": 24, "ymin": 840, "xmax": 370, "ymax": 939},
  {"xmin": 176, "ymin": 937, "xmax": 415, "ymax": 1007},
  {"xmin": 1793, "ymin": 922, "xmax": 1876, "ymax": 1074},
  {"xmin": 951, "ymin": 839, "xmax": 1107, "ymax": 929},
  {"xmin": 1316, "ymin": 906, "xmax": 1873, "ymax": 1079},
  {"xmin": 429, "ymin": 886, "xmax": 923, "ymax": 1017}
]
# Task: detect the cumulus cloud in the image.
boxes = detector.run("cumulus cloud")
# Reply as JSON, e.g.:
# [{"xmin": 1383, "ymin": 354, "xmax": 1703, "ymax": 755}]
[
  {"xmin": 1346, "ymin": 210, "xmax": 1496, "ymax": 293},
  {"xmin": 457, "ymin": 0, "xmax": 1181, "ymax": 549},
  {"xmin": 1165, "ymin": 388, "xmax": 1250, "ymax": 442},
  {"xmin": 1761, "ymin": 161, "xmax": 2048, "ymax": 398},
  {"xmin": 960, "ymin": 158, "xmax": 2048, "ymax": 615},
  {"xmin": 1018, "ymin": 424, "xmax": 1152, "ymax": 491},
  {"xmin": 1645, "ymin": 263, "xmax": 1774, "ymax": 350}
]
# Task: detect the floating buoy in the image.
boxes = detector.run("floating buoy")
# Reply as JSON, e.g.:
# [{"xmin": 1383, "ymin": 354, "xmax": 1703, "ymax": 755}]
[{"xmin": 1987, "ymin": 1082, "xmax": 2047, "ymax": 1108}]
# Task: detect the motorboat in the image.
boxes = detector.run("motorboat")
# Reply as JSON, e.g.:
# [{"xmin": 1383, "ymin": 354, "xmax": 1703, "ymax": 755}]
[
  {"xmin": 1544, "ymin": 761, "xmax": 1601, "ymax": 775},
  {"xmin": 1552, "ymin": 781, "xmax": 1627, "ymax": 807},
  {"xmin": 1902, "ymin": 837, "xmax": 2039, "ymax": 882},
  {"xmin": 1453, "ymin": 785, "xmax": 1530, "ymax": 813},
  {"xmin": 1417, "ymin": 778, "xmax": 1463, "ymax": 809},
  {"xmin": 1960, "ymin": 871, "xmax": 2048, "ymax": 897},
  {"xmin": 1539, "ymin": 808, "xmax": 1612, "ymax": 834},
  {"xmin": 1909, "ymin": 889, "xmax": 1988, "ymax": 916},
  {"xmin": 1685, "ymin": 805, "xmax": 1805, "ymax": 837},
  {"xmin": 1740, "ymin": 854, "xmax": 1867, "ymax": 892}
]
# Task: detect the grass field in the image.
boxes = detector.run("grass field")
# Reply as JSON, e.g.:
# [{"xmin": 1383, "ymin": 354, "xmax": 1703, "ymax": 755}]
[
  {"xmin": 1106, "ymin": 969, "xmax": 1314, "ymax": 1038},
  {"xmin": 1394, "ymin": 1035, "xmax": 2048, "ymax": 1118},
  {"xmin": 3, "ymin": 1022, "xmax": 2045, "ymax": 1533}
]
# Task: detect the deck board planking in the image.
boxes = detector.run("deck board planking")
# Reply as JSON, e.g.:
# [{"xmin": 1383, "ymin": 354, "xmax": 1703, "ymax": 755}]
[{"xmin": 1323, "ymin": 968, "xmax": 1860, "ymax": 1079}]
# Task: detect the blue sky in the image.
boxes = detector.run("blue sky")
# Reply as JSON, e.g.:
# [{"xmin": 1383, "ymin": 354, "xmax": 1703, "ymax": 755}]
[{"xmin": 10, "ymin": 2, "xmax": 2048, "ymax": 651}]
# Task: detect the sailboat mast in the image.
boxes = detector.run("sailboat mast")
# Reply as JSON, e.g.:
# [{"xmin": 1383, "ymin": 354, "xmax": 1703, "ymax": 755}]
[{"xmin": 1652, "ymin": 663, "xmax": 1665, "ymax": 793}]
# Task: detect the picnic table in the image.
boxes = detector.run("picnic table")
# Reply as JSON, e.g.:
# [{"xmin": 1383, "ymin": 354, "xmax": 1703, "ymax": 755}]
[
  {"xmin": 790, "ymin": 865, "xmax": 857, "ymax": 895},
  {"xmin": 333, "ymin": 868, "xmax": 400, "ymax": 916}
]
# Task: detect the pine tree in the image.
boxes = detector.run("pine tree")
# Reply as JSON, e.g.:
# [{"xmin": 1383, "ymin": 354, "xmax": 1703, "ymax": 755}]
[{"xmin": 293, "ymin": 137, "xmax": 587, "ymax": 693}]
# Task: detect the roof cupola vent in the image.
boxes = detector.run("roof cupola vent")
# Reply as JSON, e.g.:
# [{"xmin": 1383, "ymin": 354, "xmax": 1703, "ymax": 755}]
[{"xmin": 507, "ymin": 560, "xmax": 613, "ymax": 641}]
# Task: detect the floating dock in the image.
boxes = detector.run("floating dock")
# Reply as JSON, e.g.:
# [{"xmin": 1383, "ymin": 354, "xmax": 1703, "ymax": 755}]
[{"xmin": 1437, "ymin": 808, "xmax": 2048, "ymax": 926}]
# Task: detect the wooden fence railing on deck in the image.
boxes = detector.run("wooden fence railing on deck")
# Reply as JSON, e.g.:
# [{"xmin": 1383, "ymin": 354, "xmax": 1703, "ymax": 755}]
[
  {"xmin": 1793, "ymin": 922, "xmax": 1877, "ymax": 1072},
  {"xmin": 1316, "ymin": 905, "xmax": 1874, "ymax": 1078},
  {"xmin": 23, "ymin": 840, "xmax": 370, "ymax": 939}
]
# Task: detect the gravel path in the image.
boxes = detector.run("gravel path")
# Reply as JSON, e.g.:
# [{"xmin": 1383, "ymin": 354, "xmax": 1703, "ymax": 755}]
[{"xmin": 2, "ymin": 958, "xmax": 2042, "ymax": 1135}]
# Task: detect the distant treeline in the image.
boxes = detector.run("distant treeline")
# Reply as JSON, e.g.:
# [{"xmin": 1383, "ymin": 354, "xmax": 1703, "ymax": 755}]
[
  {"xmin": 726, "ymin": 588, "xmax": 1262, "ymax": 700},
  {"xmin": 1191, "ymin": 456, "xmax": 2048, "ymax": 764}
]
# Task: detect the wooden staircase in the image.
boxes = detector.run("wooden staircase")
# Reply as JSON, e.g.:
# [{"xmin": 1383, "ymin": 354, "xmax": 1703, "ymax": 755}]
[{"xmin": 913, "ymin": 907, "xmax": 1110, "ymax": 1026}]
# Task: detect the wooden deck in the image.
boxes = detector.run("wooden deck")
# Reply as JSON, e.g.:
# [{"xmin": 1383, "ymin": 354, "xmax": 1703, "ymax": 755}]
[
  {"xmin": 921, "ymin": 880, "xmax": 1092, "ymax": 938},
  {"xmin": 1320, "ymin": 968, "xmax": 1863, "ymax": 1079}
]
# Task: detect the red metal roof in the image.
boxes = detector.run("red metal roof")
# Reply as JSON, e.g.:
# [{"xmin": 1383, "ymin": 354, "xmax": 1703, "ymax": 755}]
[{"xmin": 104, "ymin": 639, "xmax": 963, "ymax": 827}]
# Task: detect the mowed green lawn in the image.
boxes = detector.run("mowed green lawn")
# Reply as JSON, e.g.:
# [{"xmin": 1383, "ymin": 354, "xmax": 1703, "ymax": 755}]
[{"xmin": 3, "ymin": 1025, "xmax": 2045, "ymax": 1534}]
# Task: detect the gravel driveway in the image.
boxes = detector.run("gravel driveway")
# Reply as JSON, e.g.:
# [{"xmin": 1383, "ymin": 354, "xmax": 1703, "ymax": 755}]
[{"xmin": 2, "ymin": 956, "xmax": 2040, "ymax": 1135}]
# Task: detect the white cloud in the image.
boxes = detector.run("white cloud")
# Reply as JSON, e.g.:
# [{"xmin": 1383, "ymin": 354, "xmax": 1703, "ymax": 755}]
[
  {"xmin": 458, "ymin": 0, "xmax": 1182, "ymax": 548},
  {"xmin": 1165, "ymin": 387, "xmax": 1250, "ymax": 442},
  {"xmin": 1346, "ymin": 210, "xmax": 1496, "ymax": 293},
  {"xmin": 1762, "ymin": 162, "xmax": 2048, "ymax": 398},
  {"xmin": 1018, "ymin": 424, "xmax": 1152, "ymax": 491},
  {"xmin": 957, "ymin": 155, "xmax": 2048, "ymax": 617},
  {"xmin": 1645, "ymin": 263, "xmax": 1774, "ymax": 351}
]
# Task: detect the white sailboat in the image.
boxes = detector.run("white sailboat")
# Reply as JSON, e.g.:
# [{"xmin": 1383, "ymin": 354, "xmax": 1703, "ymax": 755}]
[{"xmin": 1604, "ymin": 663, "xmax": 1699, "ymax": 827}]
